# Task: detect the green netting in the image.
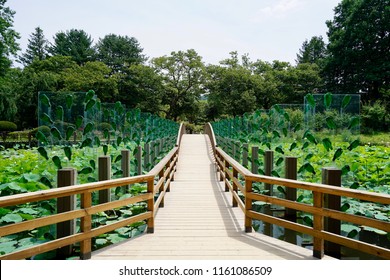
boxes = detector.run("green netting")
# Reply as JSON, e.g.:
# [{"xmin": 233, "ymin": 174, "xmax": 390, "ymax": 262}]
[{"xmin": 37, "ymin": 90, "xmax": 179, "ymax": 180}]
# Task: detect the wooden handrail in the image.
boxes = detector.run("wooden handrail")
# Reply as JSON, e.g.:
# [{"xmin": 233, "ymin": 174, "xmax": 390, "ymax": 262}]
[
  {"xmin": 204, "ymin": 123, "xmax": 217, "ymax": 154},
  {"xmin": 0, "ymin": 124, "xmax": 184, "ymax": 260},
  {"xmin": 209, "ymin": 125, "xmax": 390, "ymax": 260}
]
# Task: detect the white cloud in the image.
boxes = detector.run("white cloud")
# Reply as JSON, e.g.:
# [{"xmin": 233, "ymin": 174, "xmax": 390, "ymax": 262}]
[{"xmin": 254, "ymin": 0, "xmax": 305, "ymax": 21}]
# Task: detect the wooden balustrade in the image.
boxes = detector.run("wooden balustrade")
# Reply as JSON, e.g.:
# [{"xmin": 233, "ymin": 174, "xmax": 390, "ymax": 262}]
[
  {"xmin": 0, "ymin": 128, "xmax": 184, "ymax": 260},
  {"xmin": 205, "ymin": 123, "xmax": 390, "ymax": 260}
]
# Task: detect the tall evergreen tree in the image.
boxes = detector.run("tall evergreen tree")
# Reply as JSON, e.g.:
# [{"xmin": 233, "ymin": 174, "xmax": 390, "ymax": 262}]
[
  {"xmin": 19, "ymin": 27, "xmax": 49, "ymax": 66},
  {"xmin": 296, "ymin": 36, "xmax": 327, "ymax": 66},
  {"xmin": 49, "ymin": 29, "xmax": 95, "ymax": 65},
  {"xmin": 95, "ymin": 34, "xmax": 145, "ymax": 73}
]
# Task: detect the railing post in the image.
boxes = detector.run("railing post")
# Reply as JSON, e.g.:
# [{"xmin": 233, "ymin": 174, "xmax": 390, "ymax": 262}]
[
  {"xmin": 224, "ymin": 159, "xmax": 230, "ymax": 192},
  {"xmin": 217, "ymin": 151, "xmax": 223, "ymax": 182},
  {"xmin": 264, "ymin": 150, "xmax": 274, "ymax": 196},
  {"xmin": 322, "ymin": 167, "xmax": 341, "ymax": 258},
  {"xmin": 245, "ymin": 179, "xmax": 253, "ymax": 232},
  {"xmin": 251, "ymin": 146, "xmax": 259, "ymax": 174},
  {"xmin": 98, "ymin": 156, "xmax": 111, "ymax": 203},
  {"xmin": 232, "ymin": 168, "xmax": 238, "ymax": 207},
  {"xmin": 242, "ymin": 143, "xmax": 249, "ymax": 168},
  {"xmin": 285, "ymin": 157, "xmax": 297, "ymax": 220},
  {"xmin": 166, "ymin": 159, "xmax": 172, "ymax": 192},
  {"xmin": 147, "ymin": 177, "xmax": 155, "ymax": 233},
  {"xmin": 313, "ymin": 191, "xmax": 324, "ymax": 258},
  {"xmin": 159, "ymin": 168, "xmax": 165, "ymax": 207},
  {"xmin": 121, "ymin": 149, "xmax": 130, "ymax": 193},
  {"xmin": 80, "ymin": 191, "xmax": 92, "ymax": 260},
  {"xmin": 56, "ymin": 168, "xmax": 76, "ymax": 258}
]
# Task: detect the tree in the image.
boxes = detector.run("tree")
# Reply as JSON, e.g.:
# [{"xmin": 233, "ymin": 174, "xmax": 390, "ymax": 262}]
[
  {"xmin": 205, "ymin": 64, "xmax": 258, "ymax": 119},
  {"xmin": 0, "ymin": 0, "xmax": 20, "ymax": 76},
  {"xmin": 324, "ymin": 0, "xmax": 390, "ymax": 101},
  {"xmin": 118, "ymin": 64, "xmax": 164, "ymax": 114},
  {"xmin": 19, "ymin": 26, "xmax": 49, "ymax": 66},
  {"xmin": 15, "ymin": 56, "xmax": 78, "ymax": 128},
  {"xmin": 61, "ymin": 61, "xmax": 118, "ymax": 102},
  {"xmin": 0, "ymin": 68, "xmax": 19, "ymax": 120},
  {"xmin": 151, "ymin": 49, "xmax": 205, "ymax": 121},
  {"xmin": 49, "ymin": 29, "xmax": 95, "ymax": 65},
  {"xmin": 296, "ymin": 36, "xmax": 327, "ymax": 66},
  {"xmin": 95, "ymin": 34, "xmax": 145, "ymax": 73}
]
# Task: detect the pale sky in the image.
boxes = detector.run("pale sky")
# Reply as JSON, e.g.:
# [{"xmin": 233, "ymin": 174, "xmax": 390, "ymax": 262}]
[{"xmin": 8, "ymin": 0, "xmax": 341, "ymax": 65}]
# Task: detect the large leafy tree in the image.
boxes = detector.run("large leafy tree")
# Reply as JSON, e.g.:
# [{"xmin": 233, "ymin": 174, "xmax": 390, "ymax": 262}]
[
  {"xmin": 95, "ymin": 34, "xmax": 145, "ymax": 73},
  {"xmin": 61, "ymin": 61, "xmax": 118, "ymax": 102},
  {"xmin": 118, "ymin": 64, "xmax": 164, "ymax": 114},
  {"xmin": 0, "ymin": 0, "xmax": 20, "ymax": 77},
  {"xmin": 19, "ymin": 26, "xmax": 49, "ymax": 66},
  {"xmin": 15, "ymin": 56, "xmax": 77, "ymax": 128},
  {"xmin": 49, "ymin": 29, "xmax": 95, "ymax": 65},
  {"xmin": 205, "ymin": 64, "xmax": 259, "ymax": 119},
  {"xmin": 324, "ymin": 0, "xmax": 389, "ymax": 101},
  {"xmin": 151, "ymin": 49, "xmax": 205, "ymax": 121}
]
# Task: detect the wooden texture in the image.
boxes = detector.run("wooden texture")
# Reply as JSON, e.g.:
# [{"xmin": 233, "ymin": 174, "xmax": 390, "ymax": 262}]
[{"xmin": 92, "ymin": 135, "xmax": 334, "ymax": 260}]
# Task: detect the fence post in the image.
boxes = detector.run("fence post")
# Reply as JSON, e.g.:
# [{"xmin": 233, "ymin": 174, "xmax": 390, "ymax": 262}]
[
  {"xmin": 136, "ymin": 145, "xmax": 142, "ymax": 175},
  {"xmin": 144, "ymin": 142, "xmax": 150, "ymax": 171},
  {"xmin": 285, "ymin": 157, "xmax": 297, "ymax": 220},
  {"xmin": 245, "ymin": 179, "xmax": 253, "ymax": 232},
  {"xmin": 313, "ymin": 191, "xmax": 324, "ymax": 258},
  {"xmin": 98, "ymin": 156, "xmax": 111, "ymax": 203},
  {"xmin": 150, "ymin": 141, "xmax": 155, "ymax": 166},
  {"xmin": 251, "ymin": 146, "xmax": 259, "ymax": 174},
  {"xmin": 121, "ymin": 150, "xmax": 130, "ymax": 193},
  {"xmin": 322, "ymin": 167, "xmax": 341, "ymax": 258},
  {"xmin": 242, "ymin": 143, "xmax": 249, "ymax": 168},
  {"xmin": 264, "ymin": 150, "xmax": 274, "ymax": 196},
  {"xmin": 56, "ymin": 168, "xmax": 77, "ymax": 258}
]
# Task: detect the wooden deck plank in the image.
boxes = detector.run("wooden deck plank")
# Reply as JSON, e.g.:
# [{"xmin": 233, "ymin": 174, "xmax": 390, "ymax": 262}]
[{"xmin": 92, "ymin": 134, "xmax": 335, "ymax": 260}]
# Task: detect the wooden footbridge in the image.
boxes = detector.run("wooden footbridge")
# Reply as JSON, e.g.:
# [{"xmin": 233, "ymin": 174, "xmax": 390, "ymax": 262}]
[{"xmin": 0, "ymin": 124, "xmax": 389, "ymax": 260}]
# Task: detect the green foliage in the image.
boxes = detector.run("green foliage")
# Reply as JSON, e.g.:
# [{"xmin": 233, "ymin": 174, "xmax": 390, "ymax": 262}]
[
  {"xmin": 324, "ymin": 0, "xmax": 389, "ymax": 101},
  {"xmin": 49, "ymin": 29, "xmax": 95, "ymax": 65},
  {"xmin": 152, "ymin": 49, "xmax": 205, "ymax": 121},
  {"xmin": 95, "ymin": 34, "xmax": 145, "ymax": 73},
  {"xmin": 19, "ymin": 27, "xmax": 49, "ymax": 66},
  {"xmin": 361, "ymin": 101, "xmax": 389, "ymax": 133},
  {"xmin": 0, "ymin": 121, "xmax": 17, "ymax": 131},
  {"xmin": 0, "ymin": 0, "xmax": 20, "ymax": 76}
]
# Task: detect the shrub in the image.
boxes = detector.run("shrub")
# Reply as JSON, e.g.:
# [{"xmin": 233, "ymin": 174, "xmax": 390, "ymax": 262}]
[
  {"xmin": 0, "ymin": 121, "xmax": 17, "ymax": 132},
  {"xmin": 0, "ymin": 121, "xmax": 17, "ymax": 142},
  {"xmin": 361, "ymin": 101, "xmax": 389, "ymax": 133},
  {"xmin": 98, "ymin": 122, "xmax": 112, "ymax": 131},
  {"xmin": 30, "ymin": 126, "xmax": 51, "ymax": 137}
]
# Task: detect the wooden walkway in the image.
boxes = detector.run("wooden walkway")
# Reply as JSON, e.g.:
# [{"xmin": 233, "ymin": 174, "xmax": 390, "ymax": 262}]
[{"xmin": 92, "ymin": 134, "xmax": 334, "ymax": 260}]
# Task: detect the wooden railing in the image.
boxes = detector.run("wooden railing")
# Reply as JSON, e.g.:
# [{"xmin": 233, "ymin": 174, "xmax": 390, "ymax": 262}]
[
  {"xmin": 0, "ymin": 125, "xmax": 186, "ymax": 260},
  {"xmin": 204, "ymin": 123, "xmax": 390, "ymax": 259}
]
